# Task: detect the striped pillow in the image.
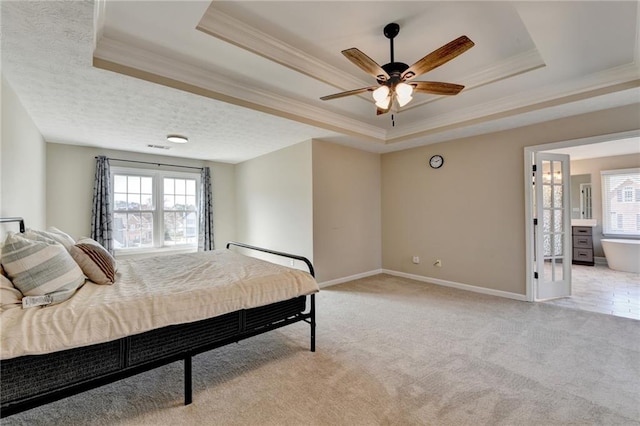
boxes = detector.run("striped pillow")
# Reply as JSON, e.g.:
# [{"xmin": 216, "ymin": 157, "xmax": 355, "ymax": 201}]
[
  {"xmin": 1, "ymin": 232, "xmax": 85, "ymax": 305},
  {"xmin": 25, "ymin": 227, "xmax": 75, "ymax": 252},
  {"xmin": 0, "ymin": 265, "xmax": 22, "ymax": 310},
  {"xmin": 70, "ymin": 238, "xmax": 117, "ymax": 285}
]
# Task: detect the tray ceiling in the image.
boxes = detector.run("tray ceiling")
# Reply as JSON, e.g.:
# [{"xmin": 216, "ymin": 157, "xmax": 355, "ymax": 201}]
[{"xmin": 2, "ymin": 1, "xmax": 639, "ymax": 163}]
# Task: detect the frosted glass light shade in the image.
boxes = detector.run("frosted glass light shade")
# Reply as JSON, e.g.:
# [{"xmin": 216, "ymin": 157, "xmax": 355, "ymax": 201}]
[
  {"xmin": 375, "ymin": 96, "xmax": 391, "ymax": 109},
  {"xmin": 395, "ymin": 83, "xmax": 413, "ymax": 107},
  {"xmin": 372, "ymin": 85, "xmax": 390, "ymax": 102},
  {"xmin": 397, "ymin": 94, "xmax": 413, "ymax": 107}
]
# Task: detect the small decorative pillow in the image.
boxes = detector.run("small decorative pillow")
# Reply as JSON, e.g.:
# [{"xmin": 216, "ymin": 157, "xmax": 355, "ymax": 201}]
[
  {"xmin": 1, "ymin": 232, "xmax": 85, "ymax": 305},
  {"xmin": 70, "ymin": 238, "xmax": 117, "ymax": 285},
  {"xmin": 25, "ymin": 227, "xmax": 75, "ymax": 252},
  {"xmin": 0, "ymin": 265, "xmax": 22, "ymax": 310}
]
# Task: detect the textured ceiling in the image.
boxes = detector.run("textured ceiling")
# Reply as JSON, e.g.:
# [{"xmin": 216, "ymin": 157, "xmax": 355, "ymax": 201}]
[{"xmin": 1, "ymin": 1, "xmax": 639, "ymax": 163}]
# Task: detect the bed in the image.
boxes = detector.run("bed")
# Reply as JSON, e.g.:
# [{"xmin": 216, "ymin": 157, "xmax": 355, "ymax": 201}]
[{"xmin": 0, "ymin": 217, "xmax": 318, "ymax": 418}]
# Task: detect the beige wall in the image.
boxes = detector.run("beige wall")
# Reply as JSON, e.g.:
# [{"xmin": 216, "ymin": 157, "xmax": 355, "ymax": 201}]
[
  {"xmin": 0, "ymin": 76, "xmax": 46, "ymax": 233},
  {"xmin": 235, "ymin": 141, "xmax": 314, "ymax": 268},
  {"xmin": 382, "ymin": 103, "xmax": 640, "ymax": 296},
  {"xmin": 570, "ymin": 153, "xmax": 640, "ymax": 257},
  {"xmin": 312, "ymin": 140, "xmax": 381, "ymax": 283},
  {"xmin": 46, "ymin": 143, "xmax": 236, "ymax": 250}
]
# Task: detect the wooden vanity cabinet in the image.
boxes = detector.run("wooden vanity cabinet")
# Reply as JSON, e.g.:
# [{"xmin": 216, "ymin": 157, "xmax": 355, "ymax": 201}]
[{"xmin": 572, "ymin": 226, "xmax": 594, "ymax": 266}]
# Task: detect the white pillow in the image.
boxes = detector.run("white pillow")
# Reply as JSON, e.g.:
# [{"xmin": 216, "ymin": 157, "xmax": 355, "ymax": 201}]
[
  {"xmin": 25, "ymin": 227, "xmax": 75, "ymax": 251},
  {"xmin": 1, "ymin": 232, "xmax": 85, "ymax": 306}
]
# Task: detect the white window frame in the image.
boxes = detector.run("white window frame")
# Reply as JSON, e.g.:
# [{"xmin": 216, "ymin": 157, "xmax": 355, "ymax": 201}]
[
  {"xmin": 111, "ymin": 166, "xmax": 200, "ymax": 255},
  {"xmin": 601, "ymin": 168, "xmax": 640, "ymax": 237}
]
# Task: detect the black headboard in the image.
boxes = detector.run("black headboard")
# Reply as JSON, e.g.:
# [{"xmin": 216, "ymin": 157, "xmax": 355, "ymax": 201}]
[{"xmin": 0, "ymin": 217, "xmax": 25, "ymax": 233}]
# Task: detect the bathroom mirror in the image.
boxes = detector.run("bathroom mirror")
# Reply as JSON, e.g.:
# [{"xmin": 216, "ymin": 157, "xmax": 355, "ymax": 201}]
[{"xmin": 570, "ymin": 174, "xmax": 592, "ymax": 219}]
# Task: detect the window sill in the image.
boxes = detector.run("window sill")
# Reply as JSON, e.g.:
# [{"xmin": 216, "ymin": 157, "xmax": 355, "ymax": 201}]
[{"xmin": 115, "ymin": 246, "xmax": 198, "ymax": 260}]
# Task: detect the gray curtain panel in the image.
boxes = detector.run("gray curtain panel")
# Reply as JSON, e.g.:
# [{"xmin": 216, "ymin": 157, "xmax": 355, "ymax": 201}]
[
  {"xmin": 90, "ymin": 156, "xmax": 114, "ymax": 254},
  {"xmin": 198, "ymin": 167, "xmax": 215, "ymax": 251}
]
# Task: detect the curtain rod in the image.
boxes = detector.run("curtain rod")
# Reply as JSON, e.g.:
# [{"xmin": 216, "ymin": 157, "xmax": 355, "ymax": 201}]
[{"xmin": 96, "ymin": 157, "xmax": 203, "ymax": 171}]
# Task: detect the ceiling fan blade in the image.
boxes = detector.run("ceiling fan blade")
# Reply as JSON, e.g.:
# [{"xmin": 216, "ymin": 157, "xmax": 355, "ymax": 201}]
[
  {"xmin": 376, "ymin": 107, "xmax": 390, "ymax": 115},
  {"xmin": 342, "ymin": 48, "xmax": 390, "ymax": 81},
  {"xmin": 402, "ymin": 36, "xmax": 475, "ymax": 81},
  {"xmin": 320, "ymin": 86, "xmax": 377, "ymax": 101},
  {"xmin": 411, "ymin": 81, "xmax": 465, "ymax": 95}
]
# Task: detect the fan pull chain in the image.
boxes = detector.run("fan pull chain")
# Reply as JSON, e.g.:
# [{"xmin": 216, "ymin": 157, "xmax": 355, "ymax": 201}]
[{"xmin": 392, "ymin": 114, "xmax": 395, "ymax": 127}]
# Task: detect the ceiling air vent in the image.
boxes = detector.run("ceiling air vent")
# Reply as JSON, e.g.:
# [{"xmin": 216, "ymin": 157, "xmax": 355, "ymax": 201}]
[{"xmin": 147, "ymin": 144, "xmax": 171, "ymax": 150}]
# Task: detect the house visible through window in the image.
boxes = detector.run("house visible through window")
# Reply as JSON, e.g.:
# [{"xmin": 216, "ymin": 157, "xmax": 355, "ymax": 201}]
[
  {"xmin": 601, "ymin": 168, "xmax": 640, "ymax": 237},
  {"xmin": 623, "ymin": 186, "xmax": 633, "ymax": 203},
  {"xmin": 112, "ymin": 167, "xmax": 200, "ymax": 251}
]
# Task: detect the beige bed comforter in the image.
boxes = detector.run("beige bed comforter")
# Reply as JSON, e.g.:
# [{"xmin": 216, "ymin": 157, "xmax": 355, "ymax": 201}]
[{"xmin": 0, "ymin": 250, "xmax": 318, "ymax": 360}]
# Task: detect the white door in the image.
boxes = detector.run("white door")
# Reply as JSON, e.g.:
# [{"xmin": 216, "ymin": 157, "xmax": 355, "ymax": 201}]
[{"xmin": 534, "ymin": 153, "xmax": 571, "ymax": 300}]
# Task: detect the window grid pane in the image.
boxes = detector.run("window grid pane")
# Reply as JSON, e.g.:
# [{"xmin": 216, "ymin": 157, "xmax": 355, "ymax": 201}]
[
  {"xmin": 163, "ymin": 177, "xmax": 198, "ymax": 246},
  {"xmin": 114, "ymin": 172, "xmax": 199, "ymax": 250},
  {"xmin": 602, "ymin": 168, "xmax": 640, "ymax": 236}
]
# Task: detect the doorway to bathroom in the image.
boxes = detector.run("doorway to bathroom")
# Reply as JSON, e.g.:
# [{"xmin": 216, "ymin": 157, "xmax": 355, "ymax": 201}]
[{"xmin": 524, "ymin": 130, "xmax": 640, "ymax": 320}]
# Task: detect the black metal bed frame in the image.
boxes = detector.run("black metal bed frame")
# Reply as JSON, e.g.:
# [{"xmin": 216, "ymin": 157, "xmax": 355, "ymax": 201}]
[{"xmin": 0, "ymin": 218, "xmax": 316, "ymax": 418}]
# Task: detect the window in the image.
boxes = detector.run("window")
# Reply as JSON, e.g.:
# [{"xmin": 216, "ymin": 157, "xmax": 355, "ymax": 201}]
[
  {"xmin": 601, "ymin": 168, "xmax": 640, "ymax": 236},
  {"xmin": 623, "ymin": 186, "xmax": 633, "ymax": 203},
  {"xmin": 112, "ymin": 167, "xmax": 200, "ymax": 251}
]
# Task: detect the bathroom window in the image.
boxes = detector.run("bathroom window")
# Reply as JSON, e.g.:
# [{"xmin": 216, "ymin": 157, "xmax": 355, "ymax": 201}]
[{"xmin": 601, "ymin": 168, "xmax": 640, "ymax": 237}]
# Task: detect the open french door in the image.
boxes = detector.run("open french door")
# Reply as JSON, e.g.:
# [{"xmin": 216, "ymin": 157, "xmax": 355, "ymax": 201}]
[{"xmin": 534, "ymin": 153, "xmax": 571, "ymax": 300}]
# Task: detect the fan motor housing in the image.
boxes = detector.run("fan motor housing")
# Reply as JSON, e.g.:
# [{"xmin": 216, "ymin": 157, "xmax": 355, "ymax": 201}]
[{"xmin": 378, "ymin": 62, "xmax": 409, "ymax": 84}]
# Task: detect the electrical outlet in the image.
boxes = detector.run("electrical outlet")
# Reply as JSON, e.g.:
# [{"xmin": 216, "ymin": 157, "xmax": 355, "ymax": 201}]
[
  {"xmin": 412, "ymin": 256, "xmax": 420, "ymax": 264},
  {"xmin": 434, "ymin": 259, "xmax": 442, "ymax": 267}
]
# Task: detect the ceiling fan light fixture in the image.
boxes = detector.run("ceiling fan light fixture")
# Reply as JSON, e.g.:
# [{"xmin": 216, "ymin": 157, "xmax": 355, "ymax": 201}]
[
  {"xmin": 372, "ymin": 85, "xmax": 390, "ymax": 102},
  {"xmin": 395, "ymin": 82, "xmax": 413, "ymax": 99},
  {"xmin": 397, "ymin": 94, "xmax": 413, "ymax": 108},
  {"xmin": 375, "ymin": 96, "xmax": 391, "ymax": 110},
  {"xmin": 395, "ymin": 82, "xmax": 414, "ymax": 107},
  {"xmin": 167, "ymin": 134, "xmax": 188, "ymax": 144}
]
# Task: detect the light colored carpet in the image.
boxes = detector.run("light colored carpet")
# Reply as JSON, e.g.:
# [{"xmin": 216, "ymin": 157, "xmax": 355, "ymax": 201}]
[{"xmin": 4, "ymin": 274, "xmax": 639, "ymax": 425}]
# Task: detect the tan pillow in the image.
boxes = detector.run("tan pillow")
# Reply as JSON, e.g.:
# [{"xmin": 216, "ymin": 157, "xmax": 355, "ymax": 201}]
[{"xmin": 70, "ymin": 238, "xmax": 117, "ymax": 285}]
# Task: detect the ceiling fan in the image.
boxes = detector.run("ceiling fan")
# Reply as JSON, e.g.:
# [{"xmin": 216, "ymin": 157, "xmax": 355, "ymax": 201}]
[{"xmin": 320, "ymin": 23, "xmax": 475, "ymax": 115}]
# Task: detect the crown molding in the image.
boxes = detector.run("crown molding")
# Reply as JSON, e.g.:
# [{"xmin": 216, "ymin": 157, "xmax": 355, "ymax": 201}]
[
  {"xmin": 196, "ymin": 6, "xmax": 549, "ymax": 113},
  {"xmin": 93, "ymin": 36, "xmax": 386, "ymax": 142},
  {"xmin": 401, "ymin": 48, "xmax": 546, "ymax": 112},
  {"xmin": 196, "ymin": 6, "xmax": 369, "ymax": 93},
  {"xmin": 386, "ymin": 62, "xmax": 640, "ymax": 142}
]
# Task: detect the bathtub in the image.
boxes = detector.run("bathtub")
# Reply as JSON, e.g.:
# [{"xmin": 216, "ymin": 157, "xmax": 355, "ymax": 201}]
[{"xmin": 601, "ymin": 239, "xmax": 640, "ymax": 273}]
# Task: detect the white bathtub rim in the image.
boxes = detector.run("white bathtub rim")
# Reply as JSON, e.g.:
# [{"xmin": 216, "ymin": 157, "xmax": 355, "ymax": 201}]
[{"xmin": 601, "ymin": 238, "xmax": 640, "ymax": 244}]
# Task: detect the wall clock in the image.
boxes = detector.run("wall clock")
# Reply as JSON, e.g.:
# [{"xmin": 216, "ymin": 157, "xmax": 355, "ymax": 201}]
[{"xmin": 429, "ymin": 155, "xmax": 444, "ymax": 169}]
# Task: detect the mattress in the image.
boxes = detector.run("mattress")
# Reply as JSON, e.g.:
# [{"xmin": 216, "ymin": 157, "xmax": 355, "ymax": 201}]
[{"xmin": 0, "ymin": 250, "xmax": 318, "ymax": 360}]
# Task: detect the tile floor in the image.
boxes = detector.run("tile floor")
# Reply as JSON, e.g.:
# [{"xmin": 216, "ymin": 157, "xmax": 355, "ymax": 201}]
[{"xmin": 543, "ymin": 263, "xmax": 640, "ymax": 320}]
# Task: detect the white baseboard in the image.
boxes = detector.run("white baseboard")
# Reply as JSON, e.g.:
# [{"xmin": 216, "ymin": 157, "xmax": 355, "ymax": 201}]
[
  {"xmin": 318, "ymin": 269, "xmax": 383, "ymax": 288},
  {"xmin": 382, "ymin": 269, "xmax": 528, "ymax": 301}
]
